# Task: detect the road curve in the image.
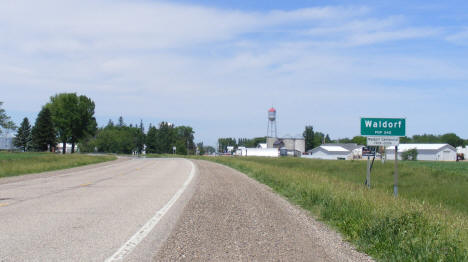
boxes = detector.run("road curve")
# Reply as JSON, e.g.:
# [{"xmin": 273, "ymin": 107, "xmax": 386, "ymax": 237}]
[
  {"xmin": 155, "ymin": 160, "xmax": 373, "ymax": 261},
  {"xmin": 0, "ymin": 158, "xmax": 196, "ymax": 262}
]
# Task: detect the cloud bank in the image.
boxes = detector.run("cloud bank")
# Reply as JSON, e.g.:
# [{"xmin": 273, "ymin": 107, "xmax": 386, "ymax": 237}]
[{"xmin": 1, "ymin": 0, "xmax": 467, "ymax": 144}]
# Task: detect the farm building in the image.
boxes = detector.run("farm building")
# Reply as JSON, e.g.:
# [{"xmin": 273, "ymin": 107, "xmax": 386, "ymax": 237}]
[
  {"xmin": 266, "ymin": 137, "xmax": 305, "ymax": 154},
  {"xmin": 386, "ymin": 144, "xmax": 456, "ymax": 161},
  {"xmin": 236, "ymin": 147, "xmax": 279, "ymax": 157},
  {"xmin": 302, "ymin": 144, "xmax": 362, "ymax": 160}
]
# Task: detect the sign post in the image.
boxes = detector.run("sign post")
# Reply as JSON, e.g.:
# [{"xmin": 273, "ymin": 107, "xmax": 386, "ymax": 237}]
[
  {"xmin": 362, "ymin": 146, "xmax": 376, "ymax": 188},
  {"xmin": 394, "ymin": 146, "xmax": 398, "ymax": 196},
  {"xmin": 361, "ymin": 117, "xmax": 405, "ymax": 196}
]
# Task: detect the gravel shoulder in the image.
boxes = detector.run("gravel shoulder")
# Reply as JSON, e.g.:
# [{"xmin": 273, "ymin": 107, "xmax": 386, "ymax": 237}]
[{"xmin": 155, "ymin": 160, "xmax": 373, "ymax": 261}]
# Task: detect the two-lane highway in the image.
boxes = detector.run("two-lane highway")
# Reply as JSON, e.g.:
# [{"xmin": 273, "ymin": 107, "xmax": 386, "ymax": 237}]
[
  {"xmin": 1, "ymin": 158, "xmax": 372, "ymax": 261},
  {"xmin": 0, "ymin": 158, "xmax": 196, "ymax": 262}
]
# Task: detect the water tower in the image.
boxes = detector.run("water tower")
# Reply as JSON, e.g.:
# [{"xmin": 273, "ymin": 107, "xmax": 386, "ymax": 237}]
[{"xmin": 267, "ymin": 107, "xmax": 277, "ymax": 138}]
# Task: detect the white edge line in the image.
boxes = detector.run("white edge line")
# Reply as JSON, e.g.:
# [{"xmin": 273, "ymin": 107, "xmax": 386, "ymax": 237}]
[{"xmin": 105, "ymin": 159, "xmax": 196, "ymax": 262}]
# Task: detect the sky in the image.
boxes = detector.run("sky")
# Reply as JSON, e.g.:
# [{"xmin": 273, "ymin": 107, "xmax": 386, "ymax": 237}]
[{"xmin": 1, "ymin": 0, "xmax": 468, "ymax": 146}]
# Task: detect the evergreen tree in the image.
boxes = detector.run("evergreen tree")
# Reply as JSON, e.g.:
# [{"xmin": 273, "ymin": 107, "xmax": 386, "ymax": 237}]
[
  {"xmin": 303, "ymin": 126, "xmax": 315, "ymax": 151},
  {"xmin": 13, "ymin": 118, "xmax": 32, "ymax": 151},
  {"xmin": 31, "ymin": 107, "xmax": 56, "ymax": 151},
  {"xmin": 146, "ymin": 125, "xmax": 159, "ymax": 153},
  {"xmin": 118, "ymin": 116, "xmax": 125, "ymax": 127},
  {"xmin": 134, "ymin": 120, "xmax": 146, "ymax": 154}
]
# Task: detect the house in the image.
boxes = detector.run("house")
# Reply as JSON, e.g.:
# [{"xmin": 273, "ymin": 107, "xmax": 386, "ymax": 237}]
[
  {"xmin": 303, "ymin": 144, "xmax": 362, "ymax": 160},
  {"xmin": 386, "ymin": 144, "xmax": 456, "ymax": 161}
]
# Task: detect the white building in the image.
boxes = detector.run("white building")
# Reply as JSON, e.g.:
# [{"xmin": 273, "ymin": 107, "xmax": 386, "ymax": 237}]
[
  {"xmin": 303, "ymin": 144, "xmax": 363, "ymax": 160},
  {"xmin": 457, "ymin": 146, "xmax": 468, "ymax": 157},
  {"xmin": 386, "ymin": 144, "xmax": 456, "ymax": 161},
  {"xmin": 56, "ymin": 143, "xmax": 75, "ymax": 154},
  {"xmin": 303, "ymin": 144, "xmax": 357, "ymax": 160},
  {"xmin": 236, "ymin": 147, "xmax": 279, "ymax": 157}
]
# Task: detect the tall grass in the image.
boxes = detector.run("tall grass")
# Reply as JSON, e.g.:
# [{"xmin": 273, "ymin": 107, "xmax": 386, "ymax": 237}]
[
  {"xmin": 0, "ymin": 152, "xmax": 116, "ymax": 178},
  {"xmin": 198, "ymin": 156, "xmax": 468, "ymax": 261}
]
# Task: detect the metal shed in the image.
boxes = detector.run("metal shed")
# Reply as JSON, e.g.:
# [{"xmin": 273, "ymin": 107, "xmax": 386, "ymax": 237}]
[
  {"xmin": 303, "ymin": 145, "xmax": 353, "ymax": 160},
  {"xmin": 386, "ymin": 144, "xmax": 456, "ymax": 161}
]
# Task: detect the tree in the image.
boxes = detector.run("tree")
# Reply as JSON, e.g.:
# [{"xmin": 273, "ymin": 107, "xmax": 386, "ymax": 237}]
[
  {"xmin": 118, "ymin": 116, "xmax": 125, "ymax": 127},
  {"xmin": 350, "ymin": 136, "xmax": 366, "ymax": 145},
  {"xmin": 146, "ymin": 125, "xmax": 159, "ymax": 153},
  {"xmin": 0, "ymin": 102, "xmax": 16, "ymax": 137},
  {"xmin": 217, "ymin": 138, "xmax": 236, "ymax": 153},
  {"xmin": 314, "ymin": 132, "xmax": 326, "ymax": 147},
  {"xmin": 31, "ymin": 107, "xmax": 56, "ymax": 151},
  {"xmin": 0, "ymin": 102, "xmax": 11, "ymax": 131},
  {"xmin": 70, "ymin": 95, "xmax": 97, "ymax": 153},
  {"xmin": 303, "ymin": 126, "xmax": 315, "ymax": 151},
  {"xmin": 204, "ymin": 146, "xmax": 216, "ymax": 154},
  {"xmin": 400, "ymin": 136, "xmax": 412, "ymax": 143},
  {"xmin": 13, "ymin": 118, "xmax": 32, "ymax": 151},
  {"xmin": 47, "ymin": 93, "xmax": 78, "ymax": 154},
  {"xmin": 440, "ymin": 133, "xmax": 464, "ymax": 148},
  {"xmin": 158, "ymin": 122, "xmax": 176, "ymax": 153},
  {"xmin": 47, "ymin": 93, "xmax": 96, "ymax": 153},
  {"xmin": 134, "ymin": 120, "xmax": 146, "ymax": 154},
  {"xmin": 401, "ymin": 148, "xmax": 418, "ymax": 161},
  {"xmin": 176, "ymin": 126, "xmax": 194, "ymax": 155},
  {"xmin": 197, "ymin": 142, "xmax": 205, "ymax": 155}
]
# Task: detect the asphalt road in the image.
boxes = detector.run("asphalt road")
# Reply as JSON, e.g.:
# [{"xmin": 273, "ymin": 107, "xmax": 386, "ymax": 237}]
[
  {"xmin": 0, "ymin": 158, "xmax": 372, "ymax": 261},
  {"xmin": 0, "ymin": 158, "xmax": 196, "ymax": 262}
]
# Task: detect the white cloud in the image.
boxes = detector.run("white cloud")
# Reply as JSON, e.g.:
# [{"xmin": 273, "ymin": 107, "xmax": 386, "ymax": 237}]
[
  {"xmin": 446, "ymin": 28, "xmax": 468, "ymax": 45},
  {"xmin": 0, "ymin": 0, "xmax": 466, "ymax": 145}
]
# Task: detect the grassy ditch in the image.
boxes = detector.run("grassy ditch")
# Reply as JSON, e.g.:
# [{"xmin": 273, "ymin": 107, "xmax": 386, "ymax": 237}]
[
  {"xmin": 196, "ymin": 156, "xmax": 468, "ymax": 261},
  {"xmin": 0, "ymin": 152, "xmax": 116, "ymax": 178}
]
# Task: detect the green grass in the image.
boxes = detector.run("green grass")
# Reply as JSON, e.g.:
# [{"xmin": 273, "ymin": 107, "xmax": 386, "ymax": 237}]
[
  {"xmin": 0, "ymin": 152, "xmax": 117, "ymax": 178},
  {"xmin": 190, "ymin": 156, "xmax": 468, "ymax": 261}
]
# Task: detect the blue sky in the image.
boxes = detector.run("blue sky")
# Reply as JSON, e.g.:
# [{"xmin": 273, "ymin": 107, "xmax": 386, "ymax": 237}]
[{"xmin": 1, "ymin": 0, "xmax": 468, "ymax": 146}]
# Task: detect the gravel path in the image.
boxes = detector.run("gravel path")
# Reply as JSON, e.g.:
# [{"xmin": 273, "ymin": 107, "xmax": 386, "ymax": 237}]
[{"xmin": 155, "ymin": 160, "xmax": 373, "ymax": 261}]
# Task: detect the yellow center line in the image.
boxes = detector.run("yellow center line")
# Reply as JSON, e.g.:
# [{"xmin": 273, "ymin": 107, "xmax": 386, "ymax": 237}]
[
  {"xmin": 80, "ymin": 183, "xmax": 92, "ymax": 187},
  {"xmin": 0, "ymin": 203, "xmax": 9, "ymax": 207}
]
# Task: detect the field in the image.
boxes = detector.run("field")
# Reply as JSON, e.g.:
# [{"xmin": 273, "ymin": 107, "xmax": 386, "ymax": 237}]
[
  {"xmin": 197, "ymin": 156, "xmax": 468, "ymax": 261},
  {"xmin": 0, "ymin": 152, "xmax": 116, "ymax": 178}
]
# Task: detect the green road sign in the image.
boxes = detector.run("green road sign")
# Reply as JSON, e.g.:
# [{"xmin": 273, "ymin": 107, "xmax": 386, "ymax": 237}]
[{"xmin": 361, "ymin": 118, "xmax": 406, "ymax": 136}]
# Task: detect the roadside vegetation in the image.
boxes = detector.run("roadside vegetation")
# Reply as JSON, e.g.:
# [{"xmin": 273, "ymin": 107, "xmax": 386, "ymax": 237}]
[
  {"xmin": 0, "ymin": 152, "xmax": 116, "ymax": 178},
  {"xmin": 196, "ymin": 156, "xmax": 468, "ymax": 261}
]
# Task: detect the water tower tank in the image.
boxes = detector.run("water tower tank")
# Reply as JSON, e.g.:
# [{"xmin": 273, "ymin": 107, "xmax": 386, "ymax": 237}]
[{"xmin": 268, "ymin": 107, "xmax": 276, "ymax": 121}]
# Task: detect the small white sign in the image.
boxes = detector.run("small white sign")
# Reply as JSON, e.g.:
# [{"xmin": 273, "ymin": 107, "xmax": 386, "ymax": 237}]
[{"xmin": 367, "ymin": 136, "xmax": 399, "ymax": 146}]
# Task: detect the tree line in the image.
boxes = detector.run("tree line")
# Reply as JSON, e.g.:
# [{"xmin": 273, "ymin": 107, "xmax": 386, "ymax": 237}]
[
  {"xmin": 217, "ymin": 137, "xmax": 266, "ymax": 152},
  {"xmin": 9, "ymin": 93, "xmax": 96, "ymax": 153},
  {"xmin": 78, "ymin": 117, "xmax": 197, "ymax": 155},
  {"xmin": 3, "ymin": 93, "xmax": 199, "ymax": 155}
]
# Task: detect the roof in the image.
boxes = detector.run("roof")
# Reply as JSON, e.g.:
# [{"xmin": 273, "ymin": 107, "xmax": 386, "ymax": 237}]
[
  {"xmin": 322, "ymin": 143, "xmax": 360, "ymax": 151},
  {"xmin": 321, "ymin": 146, "xmax": 349, "ymax": 152},
  {"xmin": 268, "ymin": 107, "xmax": 276, "ymax": 112},
  {"xmin": 307, "ymin": 145, "xmax": 353, "ymax": 155}
]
